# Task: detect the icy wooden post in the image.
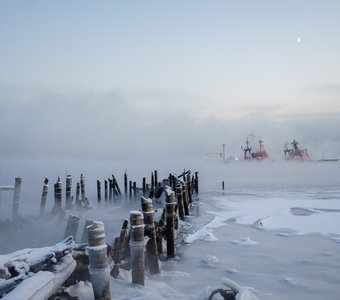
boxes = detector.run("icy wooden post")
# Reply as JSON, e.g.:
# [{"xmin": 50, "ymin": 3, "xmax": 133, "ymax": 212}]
[
  {"xmin": 130, "ymin": 211, "xmax": 145, "ymax": 285},
  {"xmin": 39, "ymin": 178, "xmax": 49, "ymax": 215},
  {"xmin": 194, "ymin": 172, "xmax": 199, "ymax": 193},
  {"xmin": 141, "ymin": 197, "xmax": 160, "ymax": 274},
  {"xmin": 66, "ymin": 175, "xmax": 72, "ymax": 210},
  {"xmin": 64, "ymin": 214, "xmax": 80, "ymax": 240},
  {"xmin": 176, "ymin": 183, "xmax": 185, "ymax": 221},
  {"xmin": 165, "ymin": 188, "xmax": 176, "ymax": 258},
  {"xmin": 182, "ymin": 182, "xmax": 189, "ymax": 216},
  {"xmin": 97, "ymin": 180, "xmax": 101, "ymax": 204},
  {"xmin": 87, "ymin": 221, "xmax": 111, "ymax": 300},
  {"xmin": 222, "ymin": 181, "xmax": 225, "ymax": 190},
  {"xmin": 81, "ymin": 219, "xmax": 94, "ymax": 243},
  {"xmin": 12, "ymin": 177, "xmax": 22, "ymax": 220},
  {"xmin": 104, "ymin": 180, "xmax": 108, "ymax": 202},
  {"xmin": 124, "ymin": 171, "xmax": 128, "ymax": 194},
  {"xmin": 112, "ymin": 219, "xmax": 129, "ymax": 263}
]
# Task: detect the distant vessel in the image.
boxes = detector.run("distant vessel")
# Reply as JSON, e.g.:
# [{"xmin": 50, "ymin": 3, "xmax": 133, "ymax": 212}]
[
  {"xmin": 241, "ymin": 136, "xmax": 269, "ymax": 160},
  {"xmin": 284, "ymin": 139, "xmax": 310, "ymax": 161}
]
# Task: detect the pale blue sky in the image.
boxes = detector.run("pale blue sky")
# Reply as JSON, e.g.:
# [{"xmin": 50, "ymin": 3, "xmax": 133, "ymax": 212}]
[{"xmin": 1, "ymin": 1, "xmax": 340, "ymax": 161}]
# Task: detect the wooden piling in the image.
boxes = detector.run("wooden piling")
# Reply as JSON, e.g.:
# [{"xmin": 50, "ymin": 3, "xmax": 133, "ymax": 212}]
[
  {"xmin": 176, "ymin": 183, "xmax": 185, "ymax": 221},
  {"xmin": 124, "ymin": 171, "xmax": 128, "ymax": 194},
  {"xmin": 109, "ymin": 178, "xmax": 113, "ymax": 200},
  {"xmin": 130, "ymin": 211, "xmax": 145, "ymax": 285},
  {"xmin": 53, "ymin": 177, "xmax": 62, "ymax": 213},
  {"xmin": 76, "ymin": 182, "xmax": 80, "ymax": 207},
  {"xmin": 64, "ymin": 214, "xmax": 80, "ymax": 241},
  {"xmin": 141, "ymin": 197, "xmax": 160, "ymax": 274},
  {"xmin": 129, "ymin": 181, "xmax": 132, "ymax": 198},
  {"xmin": 182, "ymin": 182, "xmax": 189, "ymax": 216},
  {"xmin": 12, "ymin": 177, "xmax": 22, "ymax": 220},
  {"xmin": 104, "ymin": 180, "xmax": 108, "ymax": 201},
  {"xmin": 112, "ymin": 175, "xmax": 121, "ymax": 196},
  {"xmin": 154, "ymin": 170, "xmax": 158, "ymax": 188},
  {"xmin": 80, "ymin": 174, "xmax": 86, "ymax": 201},
  {"xmin": 186, "ymin": 173, "xmax": 192, "ymax": 205},
  {"xmin": 39, "ymin": 178, "xmax": 49, "ymax": 215},
  {"xmin": 133, "ymin": 182, "xmax": 137, "ymax": 197},
  {"xmin": 87, "ymin": 221, "xmax": 111, "ymax": 300},
  {"xmin": 165, "ymin": 188, "xmax": 176, "ymax": 258},
  {"xmin": 97, "ymin": 180, "xmax": 101, "ymax": 204},
  {"xmin": 222, "ymin": 181, "xmax": 225, "ymax": 190},
  {"xmin": 194, "ymin": 172, "xmax": 199, "ymax": 193},
  {"xmin": 151, "ymin": 172, "xmax": 154, "ymax": 190},
  {"xmin": 112, "ymin": 219, "xmax": 129, "ymax": 263},
  {"xmin": 66, "ymin": 175, "xmax": 72, "ymax": 210},
  {"xmin": 142, "ymin": 177, "xmax": 146, "ymax": 195}
]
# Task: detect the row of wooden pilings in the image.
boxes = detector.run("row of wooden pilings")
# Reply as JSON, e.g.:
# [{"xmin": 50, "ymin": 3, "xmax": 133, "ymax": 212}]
[
  {"xmin": 38, "ymin": 169, "xmax": 199, "ymax": 216},
  {"xmin": 62, "ymin": 170, "xmax": 199, "ymax": 300}
]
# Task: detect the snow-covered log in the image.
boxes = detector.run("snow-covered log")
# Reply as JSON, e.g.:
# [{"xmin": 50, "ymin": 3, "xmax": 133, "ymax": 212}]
[{"xmin": 0, "ymin": 237, "xmax": 75, "ymax": 299}]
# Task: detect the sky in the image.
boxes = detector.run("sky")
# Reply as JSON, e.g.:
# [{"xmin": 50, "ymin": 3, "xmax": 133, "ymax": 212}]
[{"xmin": 1, "ymin": 0, "xmax": 340, "ymax": 167}]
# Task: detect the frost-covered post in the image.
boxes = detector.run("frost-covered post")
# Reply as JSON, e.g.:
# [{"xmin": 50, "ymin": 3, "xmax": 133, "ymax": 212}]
[
  {"xmin": 12, "ymin": 177, "xmax": 22, "ymax": 220},
  {"xmin": 222, "ymin": 181, "xmax": 225, "ymax": 190},
  {"xmin": 165, "ymin": 188, "xmax": 176, "ymax": 258},
  {"xmin": 141, "ymin": 197, "xmax": 160, "ymax": 274},
  {"xmin": 66, "ymin": 175, "xmax": 72, "ymax": 210},
  {"xmin": 64, "ymin": 214, "xmax": 80, "ymax": 241},
  {"xmin": 176, "ymin": 183, "xmax": 185, "ymax": 221},
  {"xmin": 97, "ymin": 180, "xmax": 101, "ymax": 204},
  {"xmin": 87, "ymin": 221, "xmax": 111, "ymax": 300},
  {"xmin": 40, "ymin": 178, "xmax": 49, "ymax": 215},
  {"xmin": 130, "ymin": 211, "xmax": 145, "ymax": 285}
]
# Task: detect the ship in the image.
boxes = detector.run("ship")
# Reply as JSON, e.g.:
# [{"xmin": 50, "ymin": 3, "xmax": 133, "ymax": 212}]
[
  {"xmin": 241, "ymin": 136, "xmax": 269, "ymax": 160},
  {"xmin": 284, "ymin": 139, "xmax": 310, "ymax": 161}
]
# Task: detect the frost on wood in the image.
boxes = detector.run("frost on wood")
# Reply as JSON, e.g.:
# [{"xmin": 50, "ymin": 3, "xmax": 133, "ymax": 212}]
[{"xmin": 0, "ymin": 237, "xmax": 75, "ymax": 299}]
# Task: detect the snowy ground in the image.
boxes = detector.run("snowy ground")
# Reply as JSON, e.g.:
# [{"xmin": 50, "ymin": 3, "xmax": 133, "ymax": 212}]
[{"xmin": 1, "ymin": 159, "xmax": 340, "ymax": 299}]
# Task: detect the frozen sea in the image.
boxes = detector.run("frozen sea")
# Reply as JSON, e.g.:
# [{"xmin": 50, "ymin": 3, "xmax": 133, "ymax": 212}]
[{"xmin": 1, "ymin": 158, "xmax": 340, "ymax": 299}]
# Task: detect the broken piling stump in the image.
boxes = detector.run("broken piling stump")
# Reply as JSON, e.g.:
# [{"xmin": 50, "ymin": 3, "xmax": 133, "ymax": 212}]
[
  {"xmin": 39, "ymin": 178, "xmax": 49, "ymax": 215},
  {"xmin": 87, "ymin": 221, "xmax": 111, "ymax": 300},
  {"xmin": 165, "ymin": 188, "xmax": 176, "ymax": 258},
  {"xmin": 141, "ymin": 197, "xmax": 160, "ymax": 274},
  {"xmin": 130, "ymin": 211, "xmax": 145, "ymax": 285}
]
